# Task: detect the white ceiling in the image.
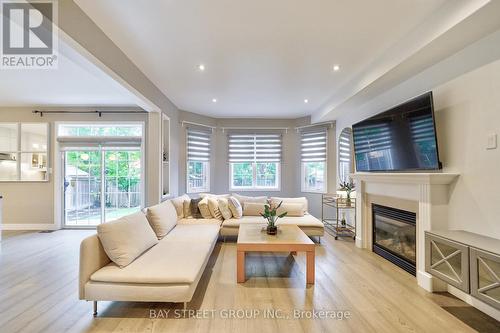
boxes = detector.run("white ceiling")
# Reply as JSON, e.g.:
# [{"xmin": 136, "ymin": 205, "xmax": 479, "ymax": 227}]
[
  {"xmin": 75, "ymin": 0, "xmax": 455, "ymax": 118},
  {"xmin": 0, "ymin": 38, "xmax": 142, "ymax": 107}
]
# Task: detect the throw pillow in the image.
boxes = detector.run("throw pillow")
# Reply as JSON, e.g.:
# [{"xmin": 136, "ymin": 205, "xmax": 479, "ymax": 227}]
[
  {"xmin": 198, "ymin": 197, "xmax": 212, "ymax": 219},
  {"xmin": 145, "ymin": 200, "xmax": 178, "ymax": 239},
  {"xmin": 97, "ymin": 212, "xmax": 158, "ymax": 268},
  {"xmin": 243, "ymin": 202, "xmax": 266, "ymax": 216},
  {"xmin": 183, "ymin": 199, "xmax": 191, "ymax": 218},
  {"xmin": 190, "ymin": 198, "xmax": 203, "ymax": 218},
  {"xmin": 200, "ymin": 193, "xmax": 230, "ymax": 199},
  {"xmin": 228, "ymin": 196, "xmax": 243, "ymax": 218},
  {"xmin": 171, "ymin": 194, "xmax": 190, "ymax": 218},
  {"xmin": 208, "ymin": 197, "xmax": 223, "ymax": 220},
  {"xmin": 218, "ymin": 198, "xmax": 233, "ymax": 220}
]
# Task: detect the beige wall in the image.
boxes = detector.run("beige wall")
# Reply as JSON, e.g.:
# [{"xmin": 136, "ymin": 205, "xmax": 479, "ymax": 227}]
[
  {"xmin": 0, "ymin": 107, "xmax": 150, "ymax": 227},
  {"xmin": 178, "ymin": 111, "xmax": 336, "ymax": 217},
  {"xmin": 335, "ymin": 58, "xmax": 500, "ymax": 238}
]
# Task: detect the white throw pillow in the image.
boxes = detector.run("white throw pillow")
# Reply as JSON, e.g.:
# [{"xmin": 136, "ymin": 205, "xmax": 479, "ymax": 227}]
[
  {"xmin": 198, "ymin": 197, "xmax": 212, "ymax": 219},
  {"xmin": 146, "ymin": 200, "xmax": 178, "ymax": 239},
  {"xmin": 208, "ymin": 197, "xmax": 223, "ymax": 219},
  {"xmin": 228, "ymin": 196, "xmax": 243, "ymax": 218},
  {"xmin": 270, "ymin": 197, "xmax": 308, "ymax": 213},
  {"xmin": 97, "ymin": 212, "xmax": 158, "ymax": 268},
  {"xmin": 171, "ymin": 194, "xmax": 190, "ymax": 218},
  {"xmin": 218, "ymin": 198, "xmax": 233, "ymax": 220},
  {"xmin": 200, "ymin": 193, "xmax": 230, "ymax": 199}
]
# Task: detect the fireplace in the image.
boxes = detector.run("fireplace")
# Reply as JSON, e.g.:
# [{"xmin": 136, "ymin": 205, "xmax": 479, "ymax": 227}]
[{"xmin": 372, "ymin": 204, "xmax": 416, "ymax": 276}]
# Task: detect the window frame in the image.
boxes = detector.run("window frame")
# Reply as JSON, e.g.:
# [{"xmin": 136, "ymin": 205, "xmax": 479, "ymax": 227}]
[
  {"xmin": 301, "ymin": 160, "xmax": 327, "ymax": 193},
  {"xmin": 229, "ymin": 161, "xmax": 281, "ymax": 191},
  {"xmin": 300, "ymin": 129, "xmax": 328, "ymax": 193},
  {"xmin": 0, "ymin": 122, "xmax": 49, "ymax": 182},
  {"xmin": 186, "ymin": 160, "xmax": 210, "ymax": 194}
]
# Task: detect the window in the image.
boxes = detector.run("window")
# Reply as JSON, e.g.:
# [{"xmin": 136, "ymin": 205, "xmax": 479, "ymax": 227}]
[
  {"xmin": 301, "ymin": 129, "xmax": 327, "ymax": 193},
  {"xmin": 338, "ymin": 127, "xmax": 353, "ymax": 183},
  {"xmin": 0, "ymin": 122, "xmax": 49, "ymax": 181},
  {"xmin": 187, "ymin": 128, "xmax": 211, "ymax": 193},
  {"xmin": 228, "ymin": 134, "xmax": 281, "ymax": 190},
  {"xmin": 58, "ymin": 124, "xmax": 142, "ymax": 137}
]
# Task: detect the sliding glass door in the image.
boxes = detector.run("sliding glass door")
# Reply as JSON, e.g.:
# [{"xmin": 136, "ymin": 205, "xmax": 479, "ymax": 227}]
[{"xmin": 63, "ymin": 148, "xmax": 142, "ymax": 227}]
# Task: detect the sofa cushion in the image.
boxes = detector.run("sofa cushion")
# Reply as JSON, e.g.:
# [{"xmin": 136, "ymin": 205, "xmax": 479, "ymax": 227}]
[
  {"xmin": 190, "ymin": 198, "xmax": 203, "ymax": 218},
  {"xmin": 200, "ymin": 193, "xmax": 230, "ymax": 199},
  {"xmin": 208, "ymin": 197, "xmax": 223, "ymax": 219},
  {"xmin": 243, "ymin": 202, "xmax": 266, "ymax": 216},
  {"xmin": 228, "ymin": 196, "xmax": 243, "ymax": 218},
  {"xmin": 97, "ymin": 212, "xmax": 158, "ymax": 268},
  {"xmin": 145, "ymin": 200, "xmax": 178, "ymax": 239},
  {"xmin": 277, "ymin": 203, "xmax": 304, "ymax": 217},
  {"xmin": 233, "ymin": 193, "xmax": 267, "ymax": 205},
  {"xmin": 222, "ymin": 214, "xmax": 323, "ymax": 229},
  {"xmin": 90, "ymin": 238, "xmax": 215, "ymax": 284},
  {"xmin": 218, "ymin": 198, "xmax": 233, "ymax": 220},
  {"xmin": 163, "ymin": 224, "xmax": 220, "ymax": 243},
  {"xmin": 171, "ymin": 194, "xmax": 190, "ymax": 218},
  {"xmin": 270, "ymin": 197, "xmax": 308, "ymax": 213},
  {"xmin": 177, "ymin": 218, "xmax": 223, "ymax": 226}
]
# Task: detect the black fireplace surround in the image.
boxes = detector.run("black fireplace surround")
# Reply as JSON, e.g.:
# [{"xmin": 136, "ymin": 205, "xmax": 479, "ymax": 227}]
[{"xmin": 372, "ymin": 204, "xmax": 416, "ymax": 276}]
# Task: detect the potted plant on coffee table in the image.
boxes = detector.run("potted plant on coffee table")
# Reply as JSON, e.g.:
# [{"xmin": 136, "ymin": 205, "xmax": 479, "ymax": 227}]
[{"xmin": 261, "ymin": 200, "xmax": 288, "ymax": 235}]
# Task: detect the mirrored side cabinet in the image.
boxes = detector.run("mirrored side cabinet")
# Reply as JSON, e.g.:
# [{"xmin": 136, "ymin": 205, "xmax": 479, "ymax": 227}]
[{"xmin": 425, "ymin": 230, "xmax": 500, "ymax": 310}]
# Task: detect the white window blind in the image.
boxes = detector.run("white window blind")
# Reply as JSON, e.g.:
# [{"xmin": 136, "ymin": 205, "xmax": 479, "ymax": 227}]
[
  {"xmin": 339, "ymin": 128, "xmax": 352, "ymax": 163},
  {"xmin": 300, "ymin": 130, "xmax": 327, "ymax": 162},
  {"xmin": 187, "ymin": 128, "xmax": 211, "ymax": 161},
  {"xmin": 228, "ymin": 134, "xmax": 282, "ymax": 162}
]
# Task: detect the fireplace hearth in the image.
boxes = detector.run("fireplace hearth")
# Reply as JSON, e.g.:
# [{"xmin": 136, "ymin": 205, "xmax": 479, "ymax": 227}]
[{"xmin": 372, "ymin": 204, "xmax": 416, "ymax": 275}]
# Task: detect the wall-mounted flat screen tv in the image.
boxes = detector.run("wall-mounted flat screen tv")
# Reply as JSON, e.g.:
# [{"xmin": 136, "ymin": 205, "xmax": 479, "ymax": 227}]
[{"xmin": 352, "ymin": 92, "xmax": 441, "ymax": 172}]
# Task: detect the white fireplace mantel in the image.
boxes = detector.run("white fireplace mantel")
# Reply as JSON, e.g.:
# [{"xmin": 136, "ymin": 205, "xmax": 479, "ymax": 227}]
[{"xmin": 351, "ymin": 172, "xmax": 460, "ymax": 292}]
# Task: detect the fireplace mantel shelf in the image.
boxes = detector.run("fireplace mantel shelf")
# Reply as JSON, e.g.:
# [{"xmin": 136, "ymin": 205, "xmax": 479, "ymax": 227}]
[{"xmin": 351, "ymin": 172, "xmax": 459, "ymax": 185}]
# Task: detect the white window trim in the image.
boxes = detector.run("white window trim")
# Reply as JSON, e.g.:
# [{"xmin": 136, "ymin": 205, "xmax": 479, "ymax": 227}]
[
  {"xmin": 186, "ymin": 160, "xmax": 210, "ymax": 194},
  {"xmin": 300, "ymin": 161, "xmax": 327, "ymax": 194},
  {"xmin": 229, "ymin": 162, "xmax": 281, "ymax": 192},
  {"xmin": 0, "ymin": 122, "xmax": 50, "ymax": 183}
]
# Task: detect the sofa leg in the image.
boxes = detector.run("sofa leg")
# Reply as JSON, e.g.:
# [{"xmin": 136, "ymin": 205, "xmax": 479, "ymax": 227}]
[
  {"xmin": 93, "ymin": 301, "xmax": 98, "ymax": 317},
  {"xmin": 318, "ymin": 237, "xmax": 321, "ymax": 244},
  {"xmin": 223, "ymin": 236, "xmax": 226, "ymax": 243}
]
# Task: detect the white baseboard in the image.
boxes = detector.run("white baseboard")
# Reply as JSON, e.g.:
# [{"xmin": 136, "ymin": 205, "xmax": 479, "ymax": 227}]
[
  {"xmin": 417, "ymin": 270, "xmax": 447, "ymax": 292},
  {"xmin": 447, "ymin": 285, "xmax": 500, "ymax": 321},
  {"xmin": 2, "ymin": 223, "xmax": 59, "ymax": 231}
]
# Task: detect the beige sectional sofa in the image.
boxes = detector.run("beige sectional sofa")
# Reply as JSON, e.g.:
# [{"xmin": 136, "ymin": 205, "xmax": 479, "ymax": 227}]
[{"xmin": 79, "ymin": 194, "xmax": 323, "ymax": 315}]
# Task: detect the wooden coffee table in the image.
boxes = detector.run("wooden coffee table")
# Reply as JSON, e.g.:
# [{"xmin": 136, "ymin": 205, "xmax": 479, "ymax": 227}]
[{"xmin": 236, "ymin": 224, "xmax": 315, "ymax": 284}]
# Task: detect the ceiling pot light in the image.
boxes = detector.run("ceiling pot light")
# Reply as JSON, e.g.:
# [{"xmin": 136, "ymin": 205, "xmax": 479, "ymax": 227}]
[
  {"xmin": 212, "ymin": 98, "xmax": 217, "ymax": 103},
  {"xmin": 333, "ymin": 65, "xmax": 340, "ymax": 72},
  {"xmin": 198, "ymin": 64, "xmax": 205, "ymax": 71},
  {"xmin": 304, "ymin": 99, "xmax": 309, "ymax": 104}
]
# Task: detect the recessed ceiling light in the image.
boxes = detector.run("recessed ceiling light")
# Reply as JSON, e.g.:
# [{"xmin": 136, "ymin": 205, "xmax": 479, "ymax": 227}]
[
  {"xmin": 212, "ymin": 98, "xmax": 217, "ymax": 103},
  {"xmin": 304, "ymin": 99, "xmax": 309, "ymax": 104},
  {"xmin": 198, "ymin": 64, "xmax": 205, "ymax": 71},
  {"xmin": 333, "ymin": 65, "xmax": 340, "ymax": 72}
]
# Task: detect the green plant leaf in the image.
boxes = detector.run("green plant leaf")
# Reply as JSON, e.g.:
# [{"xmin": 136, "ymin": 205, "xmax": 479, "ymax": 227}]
[{"xmin": 278, "ymin": 212, "xmax": 288, "ymax": 218}]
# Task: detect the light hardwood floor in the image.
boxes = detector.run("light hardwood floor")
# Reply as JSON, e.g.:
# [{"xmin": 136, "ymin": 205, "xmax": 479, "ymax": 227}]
[{"xmin": 0, "ymin": 230, "xmax": 498, "ymax": 333}]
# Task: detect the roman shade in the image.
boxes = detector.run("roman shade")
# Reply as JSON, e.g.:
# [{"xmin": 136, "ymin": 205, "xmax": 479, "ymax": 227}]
[
  {"xmin": 187, "ymin": 128, "xmax": 211, "ymax": 161},
  {"xmin": 300, "ymin": 129, "xmax": 327, "ymax": 162},
  {"xmin": 228, "ymin": 133, "xmax": 282, "ymax": 162},
  {"xmin": 339, "ymin": 128, "xmax": 352, "ymax": 163}
]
